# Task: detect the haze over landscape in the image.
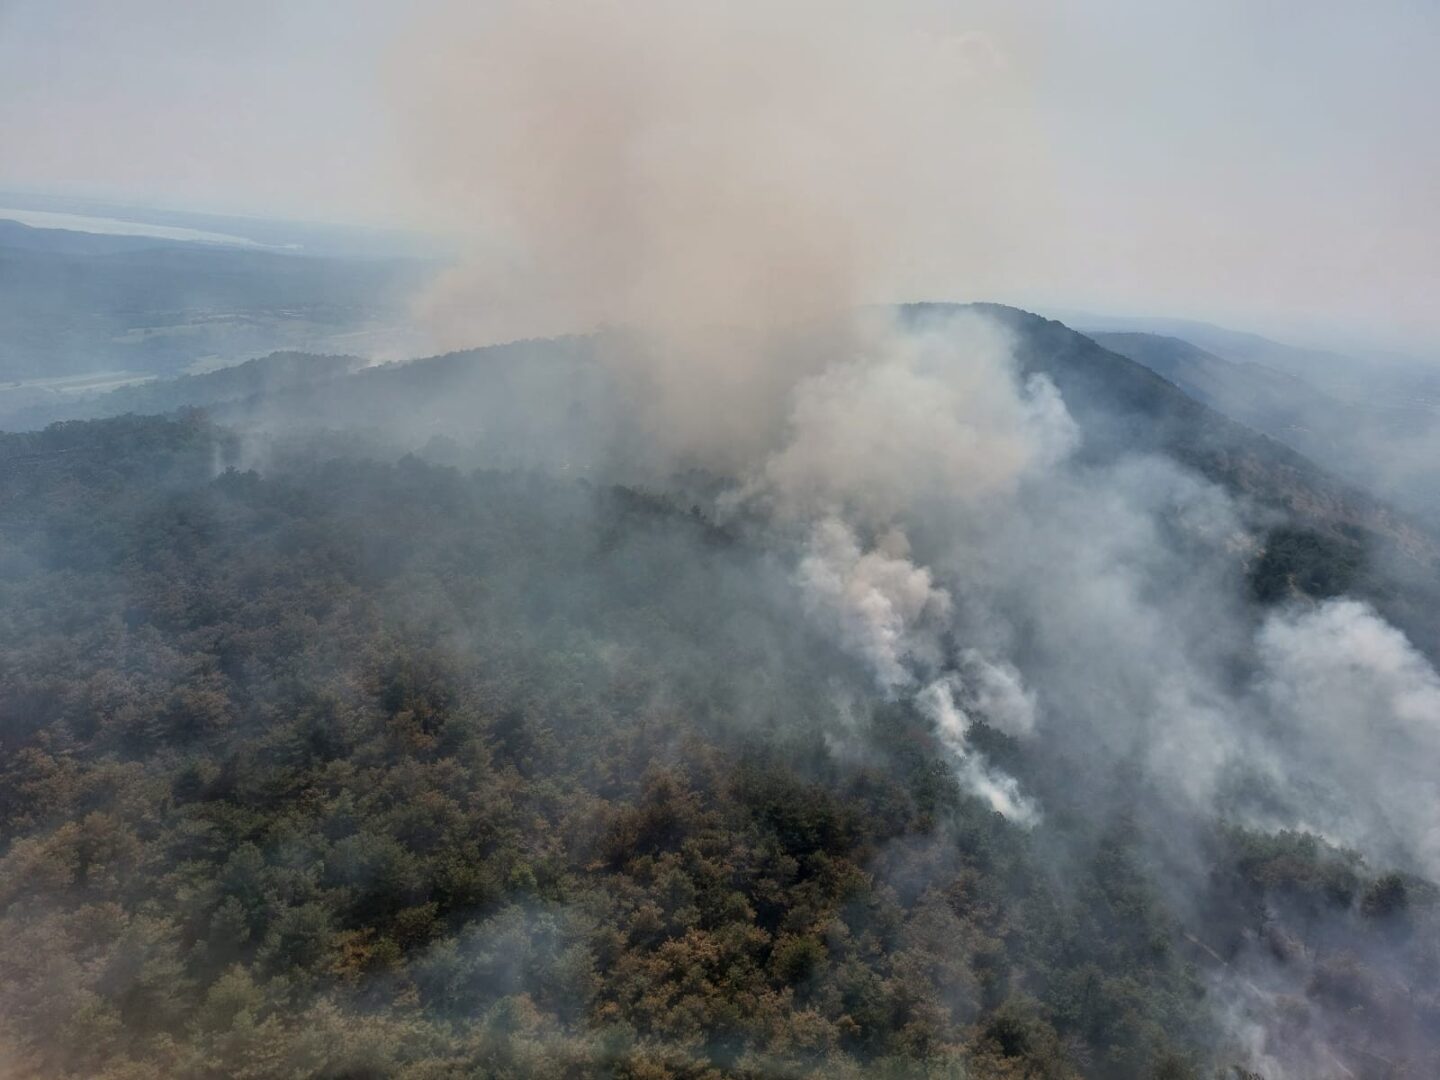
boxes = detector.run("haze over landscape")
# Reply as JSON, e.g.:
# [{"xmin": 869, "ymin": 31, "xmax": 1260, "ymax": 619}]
[{"xmin": 0, "ymin": 2, "xmax": 1437, "ymax": 1079}]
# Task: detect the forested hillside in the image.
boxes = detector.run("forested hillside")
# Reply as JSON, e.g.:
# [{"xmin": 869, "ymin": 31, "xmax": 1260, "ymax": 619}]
[
  {"xmin": 0, "ymin": 413, "xmax": 1436, "ymax": 1079},
  {"xmin": 1089, "ymin": 330, "xmax": 1440, "ymax": 531},
  {"xmin": 28, "ymin": 305, "xmax": 1431, "ymax": 657},
  {"xmin": 7, "ymin": 0, "xmax": 1438, "ymax": 1074}
]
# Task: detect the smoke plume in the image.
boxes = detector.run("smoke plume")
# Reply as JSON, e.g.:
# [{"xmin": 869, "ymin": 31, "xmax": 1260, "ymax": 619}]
[
  {"xmin": 382, "ymin": 0, "xmax": 1071, "ymax": 817},
  {"xmin": 388, "ymin": 0, "xmax": 1049, "ymax": 469},
  {"xmin": 378, "ymin": 2, "xmax": 1440, "ymax": 1072},
  {"xmin": 1253, "ymin": 598, "xmax": 1440, "ymax": 878}
]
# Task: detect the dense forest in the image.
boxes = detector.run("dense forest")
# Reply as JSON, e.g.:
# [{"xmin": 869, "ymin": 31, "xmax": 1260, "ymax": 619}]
[
  {"xmin": 1, "ymin": 411, "xmax": 1436, "ymax": 1079},
  {"xmin": 7, "ymin": 0, "xmax": 1437, "ymax": 1073}
]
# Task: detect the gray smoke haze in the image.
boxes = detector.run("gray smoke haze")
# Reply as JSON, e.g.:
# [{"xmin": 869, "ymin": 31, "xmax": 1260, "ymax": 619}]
[
  {"xmin": 4, "ymin": 4, "xmax": 1440, "ymax": 1077},
  {"xmin": 377, "ymin": 0, "xmax": 1440, "ymax": 854},
  {"xmin": 387, "ymin": 0, "xmax": 1052, "ymax": 471},
  {"xmin": 1253, "ymin": 599, "xmax": 1440, "ymax": 877},
  {"xmin": 371, "ymin": 2, "xmax": 1440, "ymax": 1073},
  {"xmin": 381, "ymin": 0, "xmax": 1077, "ymax": 819}
]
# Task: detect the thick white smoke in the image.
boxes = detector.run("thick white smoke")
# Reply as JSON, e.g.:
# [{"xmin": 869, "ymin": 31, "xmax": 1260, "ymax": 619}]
[
  {"xmin": 914, "ymin": 436, "xmax": 1440, "ymax": 883},
  {"xmin": 917, "ymin": 676, "xmax": 1040, "ymax": 824},
  {"xmin": 795, "ymin": 514, "xmax": 1044, "ymax": 823},
  {"xmin": 1252, "ymin": 598, "xmax": 1440, "ymax": 878},
  {"xmin": 752, "ymin": 313, "xmax": 1077, "ymax": 523},
  {"xmin": 796, "ymin": 518, "xmax": 951, "ymax": 692},
  {"xmin": 384, "ymin": 0, "xmax": 1068, "ymax": 818},
  {"xmin": 956, "ymin": 649, "xmax": 1039, "ymax": 738},
  {"xmin": 383, "ymin": 9, "xmax": 1440, "ymax": 1064},
  {"xmin": 760, "ymin": 311, "xmax": 1073, "ymax": 820}
]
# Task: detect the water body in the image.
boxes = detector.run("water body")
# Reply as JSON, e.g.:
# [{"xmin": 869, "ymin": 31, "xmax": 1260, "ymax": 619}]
[
  {"xmin": 0, "ymin": 370, "xmax": 155, "ymax": 395},
  {"xmin": 0, "ymin": 207, "xmax": 264, "ymax": 248}
]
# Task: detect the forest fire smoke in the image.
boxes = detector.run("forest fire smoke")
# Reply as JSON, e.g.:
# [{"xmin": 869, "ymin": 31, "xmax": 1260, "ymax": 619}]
[{"xmin": 388, "ymin": 0, "xmax": 1063, "ymax": 817}]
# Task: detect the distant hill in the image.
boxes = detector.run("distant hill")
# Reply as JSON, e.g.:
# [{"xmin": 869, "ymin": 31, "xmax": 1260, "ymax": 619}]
[
  {"xmin": 0, "ymin": 220, "xmax": 432, "ymax": 381},
  {"xmin": 923, "ymin": 307, "xmax": 1432, "ymax": 550},
  {"xmin": 1064, "ymin": 311, "xmax": 1440, "ymax": 400},
  {"xmin": 1091, "ymin": 329, "xmax": 1440, "ymax": 531},
  {"xmin": 1088, "ymin": 331, "xmax": 1355, "ymax": 460},
  {"xmin": 212, "ymin": 303, "xmax": 1440, "ymax": 653},
  {"xmin": 10, "ymin": 302, "xmax": 1436, "ymax": 654},
  {"xmin": 27, "ymin": 304, "xmax": 1433, "ymax": 558}
]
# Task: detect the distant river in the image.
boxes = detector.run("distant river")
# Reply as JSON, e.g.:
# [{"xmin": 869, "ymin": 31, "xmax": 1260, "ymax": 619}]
[{"xmin": 0, "ymin": 207, "xmax": 261, "ymax": 247}]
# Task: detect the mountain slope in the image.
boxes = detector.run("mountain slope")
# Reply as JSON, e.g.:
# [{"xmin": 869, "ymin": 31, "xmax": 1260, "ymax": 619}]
[
  {"xmin": 1060, "ymin": 311, "xmax": 1440, "ymax": 396},
  {"xmin": 10, "ymin": 303, "xmax": 1438, "ymax": 652},
  {"xmin": 1091, "ymin": 329, "xmax": 1440, "ymax": 529},
  {"xmin": 2, "ymin": 308, "xmax": 1439, "ymax": 1077},
  {"xmin": 202, "ymin": 301, "xmax": 1438, "ymax": 657},
  {"xmin": 925, "ymin": 307, "xmax": 1434, "ymax": 552},
  {"xmin": 1086, "ymin": 331, "xmax": 1343, "ymax": 442}
]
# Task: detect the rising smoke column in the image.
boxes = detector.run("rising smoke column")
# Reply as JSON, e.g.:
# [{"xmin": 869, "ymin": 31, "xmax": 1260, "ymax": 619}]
[
  {"xmin": 753, "ymin": 311, "xmax": 1076, "ymax": 820},
  {"xmin": 386, "ymin": 0, "xmax": 1067, "ymax": 817},
  {"xmin": 386, "ymin": 0, "xmax": 1050, "ymax": 472},
  {"xmin": 382, "ymin": 3, "xmax": 1440, "ymax": 1068}
]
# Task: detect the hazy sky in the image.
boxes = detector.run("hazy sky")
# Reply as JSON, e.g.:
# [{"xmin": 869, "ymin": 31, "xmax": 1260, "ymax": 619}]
[{"xmin": 0, "ymin": 0, "xmax": 1436, "ymax": 351}]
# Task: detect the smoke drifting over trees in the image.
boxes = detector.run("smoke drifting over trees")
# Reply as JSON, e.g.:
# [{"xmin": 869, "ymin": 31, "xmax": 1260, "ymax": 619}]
[
  {"xmin": 0, "ymin": 1, "xmax": 1438, "ymax": 1078},
  {"xmin": 383, "ymin": 0, "xmax": 1440, "ymax": 903}
]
